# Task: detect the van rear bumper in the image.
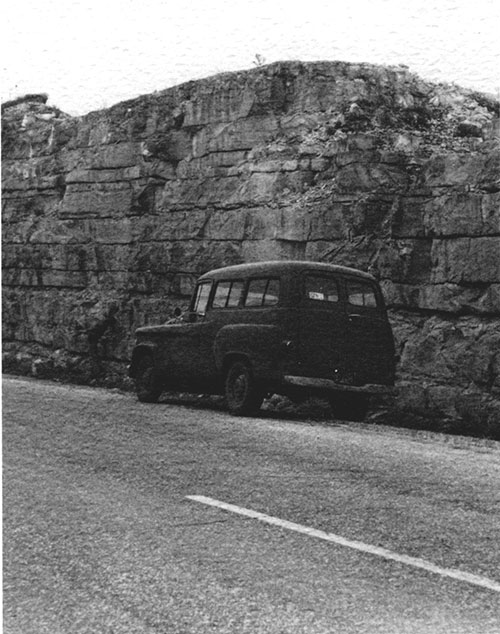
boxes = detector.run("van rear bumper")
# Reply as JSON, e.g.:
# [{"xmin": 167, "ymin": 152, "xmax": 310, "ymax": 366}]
[{"xmin": 283, "ymin": 375, "xmax": 396, "ymax": 395}]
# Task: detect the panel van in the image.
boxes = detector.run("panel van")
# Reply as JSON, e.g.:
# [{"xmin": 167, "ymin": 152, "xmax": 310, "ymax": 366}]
[{"xmin": 129, "ymin": 261, "xmax": 396, "ymax": 420}]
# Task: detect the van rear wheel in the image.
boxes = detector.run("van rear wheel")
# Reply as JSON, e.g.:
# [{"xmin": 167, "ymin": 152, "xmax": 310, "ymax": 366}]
[
  {"xmin": 225, "ymin": 361, "xmax": 263, "ymax": 416},
  {"xmin": 329, "ymin": 393, "xmax": 368, "ymax": 422},
  {"xmin": 135, "ymin": 355, "xmax": 162, "ymax": 403}
]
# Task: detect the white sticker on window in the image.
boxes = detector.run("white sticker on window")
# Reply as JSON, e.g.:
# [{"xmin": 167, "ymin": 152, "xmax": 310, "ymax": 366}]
[{"xmin": 309, "ymin": 291, "xmax": 324, "ymax": 300}]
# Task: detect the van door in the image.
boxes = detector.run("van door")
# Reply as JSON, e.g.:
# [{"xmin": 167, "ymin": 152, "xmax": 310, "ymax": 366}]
[
  {"xmin": 342, "ymin": 277, "xmax": 395, "ymax": 386},
  {"xmin": 297, "ymin": 273, "xmax": 348, "ymax": 380},
  {"xmin": 164, "ymin": 279, "xmax": 225, "ymax": 387}
]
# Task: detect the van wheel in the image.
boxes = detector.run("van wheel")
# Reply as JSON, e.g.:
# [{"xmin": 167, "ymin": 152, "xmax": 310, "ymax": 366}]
[
  {"xmin": 135, "ymin": 355, "xmax": 162, "ymax": 403},
  {"xmin": 329, "ymin": 393, "xmax": 368, "ymax": 422},
  {"xmin": 225, "ymin": 361, "xmax": 263, "ymax": 415}
]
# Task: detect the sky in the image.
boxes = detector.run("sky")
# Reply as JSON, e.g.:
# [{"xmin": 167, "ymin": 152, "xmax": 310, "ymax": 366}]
[{"xmin": 2, "ymin": 0, "xmax": 499, "ymax": 116}]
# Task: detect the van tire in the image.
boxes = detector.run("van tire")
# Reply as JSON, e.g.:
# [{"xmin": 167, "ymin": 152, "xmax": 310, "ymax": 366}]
[
  {"xmin": 135, "ymin": 355, "xmax": 162, "ymax": 403},
  {"xmin": 225, "ymin": 361, "xmax": 263, "ymax": 415},
  {"xmin": 329, "ymin": 393, "xmax": 368, "ymax": 422}
]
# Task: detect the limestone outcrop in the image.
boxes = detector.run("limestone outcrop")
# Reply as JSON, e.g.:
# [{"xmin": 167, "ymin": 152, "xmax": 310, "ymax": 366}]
[{"xmin": 2, "ymin": 61, "xmax": 499, "ymax": 429}]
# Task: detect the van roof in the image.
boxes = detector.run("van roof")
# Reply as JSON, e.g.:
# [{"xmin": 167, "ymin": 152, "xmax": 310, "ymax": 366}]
[{"xmin": 198, "ymin": 260, "xmax": 375, "ymax": 281}]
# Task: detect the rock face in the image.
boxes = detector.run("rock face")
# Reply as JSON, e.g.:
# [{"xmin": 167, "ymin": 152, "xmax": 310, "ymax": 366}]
[{"xmin": 2, "ymin": 61, "xmax": 500, "ymax": 426}]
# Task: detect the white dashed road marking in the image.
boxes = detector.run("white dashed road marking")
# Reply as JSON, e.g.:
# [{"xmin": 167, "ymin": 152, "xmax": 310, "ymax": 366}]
[{"xmin": 187, "ymin": 494, "xmax": 500, "ymax": 594}]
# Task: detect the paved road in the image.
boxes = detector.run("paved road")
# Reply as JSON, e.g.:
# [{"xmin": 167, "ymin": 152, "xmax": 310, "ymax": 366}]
[{"xmin": 3, "ymin": 376, "xmax": 500, "ymax": 633}]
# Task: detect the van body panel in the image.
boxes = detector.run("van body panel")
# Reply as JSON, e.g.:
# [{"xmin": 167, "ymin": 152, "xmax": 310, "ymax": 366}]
[
  {"xmin": 132, "ymin": 321, "xmax": 218, "ymax": 387},
  {"xmin": 214, "ymin": 323, "xmax": 283, "ymax": 381}
]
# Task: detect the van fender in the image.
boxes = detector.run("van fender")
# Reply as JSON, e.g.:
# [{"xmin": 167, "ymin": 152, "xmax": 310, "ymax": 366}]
[
  {"xmin": 128, "ymin": 343, "xmax": 158, "ymax": 378},
  {"xmin": 214, "ymin": 324, "xmax": 282, "ymax": 378}
]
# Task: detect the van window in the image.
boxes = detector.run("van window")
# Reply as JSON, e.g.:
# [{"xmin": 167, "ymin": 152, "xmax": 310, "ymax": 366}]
[
  {"xmin": 227, "ymin": 280, "xmax": 244, "ymax": 307},
  {"xmin": 245, "ymin": 278, "xmax": 280, "ymax": 307},
  {"xmin": 305, "ymin": 274, "xmax": 339, "ymax": 303},
  {"xmin": 212, "ymin": 281, "xmax": 231, "ymax": 308},
  {"xmin": 212, "ymin": 280, "xmax": 244, "ymax": 309},
  {"xmin": 192, "ymin": 281, "xmax": 212, "ymax": 315},
  {"xmin": 263, "ymin": 278, "xmax": 280, "ymax": 305},
  {"xmin": 346, "ymin": 280, "xmax": 378, "ymax": 307}
]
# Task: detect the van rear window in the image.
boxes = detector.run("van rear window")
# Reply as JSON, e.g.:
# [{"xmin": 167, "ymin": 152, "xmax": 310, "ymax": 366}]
[
  {"xmin": 305, "ymin": 275, "xmax": 339, "ymax": 302},
  {"xmin": 346, "ymin": 280, "xmax": 378, "ymax": 307},
  {"xmin": 245, "ymin": 278, "xmax": 280, "ymax": 307}
]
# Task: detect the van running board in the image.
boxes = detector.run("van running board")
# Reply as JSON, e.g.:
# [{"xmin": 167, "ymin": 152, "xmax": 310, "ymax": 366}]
[{"xmin": 283, "ymin": 375, "xmax": 396, "ymax": 395}]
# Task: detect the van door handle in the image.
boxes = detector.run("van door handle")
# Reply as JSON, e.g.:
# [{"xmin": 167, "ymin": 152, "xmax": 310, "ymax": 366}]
[{"xmin": 348, "ymin": 314, "xmax": 363, "ymax": 322}]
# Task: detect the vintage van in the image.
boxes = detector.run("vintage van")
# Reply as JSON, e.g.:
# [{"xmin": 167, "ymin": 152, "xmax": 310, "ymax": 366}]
[{"xmin": 128, "ymin": 261, "xmax": 396, "ymax": 420}]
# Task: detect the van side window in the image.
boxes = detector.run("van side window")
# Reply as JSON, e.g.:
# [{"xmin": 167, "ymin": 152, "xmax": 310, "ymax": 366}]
[
  {"xmin": 347, "ymin": 280, "xmax": 378, "ymax": 307},
  {"xmin": 192, "ymin": 281, "xmax": 212, "ymax": 315},
  {"xmin": 212, "ymin": 281, "xmax": 231, "ymax": 309},
  {"xmin": 212, "ymin": 280, "xmax": 244, "ymax": 309},
  {"xmin": 263, "ymin": 278, "xmax": 280, "ymax": 305},
  {"xmin": 227, "ymin": 280, "xmax": 244, "ymax": 307},
  {"xmin": 305, "ymin": 275, "xmax": 339, "ymax": 302},
  {"xmin": 245, "ymin": 278, "xmax": 280, "ymax": 307}
]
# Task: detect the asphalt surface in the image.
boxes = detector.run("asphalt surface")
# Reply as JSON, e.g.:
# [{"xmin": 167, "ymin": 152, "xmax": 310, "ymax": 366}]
[{"xmin": 3, "ymin": 376, "xmax": 500, "ymax": 633}]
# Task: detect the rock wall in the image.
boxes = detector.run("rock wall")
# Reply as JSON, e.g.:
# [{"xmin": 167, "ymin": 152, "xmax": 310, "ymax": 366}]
[{"xmin": 2, "ymin": 61, "xmax": 500, "ymax": 427}]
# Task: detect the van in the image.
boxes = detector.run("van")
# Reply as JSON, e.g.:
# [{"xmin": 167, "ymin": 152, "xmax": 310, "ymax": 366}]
[{"xmin": 128, "ymin": 261, "xmax": 396, "ymax": 420}]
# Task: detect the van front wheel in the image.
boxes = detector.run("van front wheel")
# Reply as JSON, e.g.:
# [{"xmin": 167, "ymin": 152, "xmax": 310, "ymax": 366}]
[
  {"xmin": 329, "ymin": 393, "xmax": 368, "ymax": 422},
  {"xmin": 225, "ymin": 361, "xmax": 263, "ymax": 416}
]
